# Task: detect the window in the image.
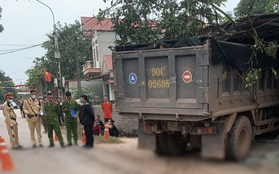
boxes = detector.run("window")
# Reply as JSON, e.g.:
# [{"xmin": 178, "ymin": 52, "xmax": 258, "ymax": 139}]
[
  {"xmin": 233, "ymin": 71, "xmax": 241, "ymax": 92},
  {"xmin": 259, "ymin": 70, "xmax": 265, "ymax": 91},
  {"xmin": 93, "ymin": 47, "xmax": 96, "ymax": 61},
  {"xmin": 96, "ymin": 45, "xmax": 99, "ymax": 61},
  {"xmin": 222, "ymin": 63, "xmax": 230, "ymax": 93},
  {"xmin": 266, "ymin": 70, "xmax": 272, "ymax": 89}
]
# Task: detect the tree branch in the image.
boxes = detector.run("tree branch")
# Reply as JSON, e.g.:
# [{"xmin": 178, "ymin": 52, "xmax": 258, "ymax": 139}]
[
  {"xmin": 246, "ymin": 0, "xmax": 257, "ymax": 15},
  {"xmin": 211, "ymin": 3, "xmax": 238, "ymax": 27}
]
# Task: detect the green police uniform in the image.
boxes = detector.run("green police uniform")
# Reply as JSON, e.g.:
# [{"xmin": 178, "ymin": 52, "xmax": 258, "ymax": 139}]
[
  {"xmin": 44, "ymin": 101, "xmax": 64, "ymax": 146},
  {"xmin": 62, "ymin": 99, "xmax": 79, "ymax": 145}
]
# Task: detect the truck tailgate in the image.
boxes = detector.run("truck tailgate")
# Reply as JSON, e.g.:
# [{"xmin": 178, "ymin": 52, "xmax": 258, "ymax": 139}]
[{"xmin": 113, "ymin": 45, "xmax": 209, "ymax": 116}]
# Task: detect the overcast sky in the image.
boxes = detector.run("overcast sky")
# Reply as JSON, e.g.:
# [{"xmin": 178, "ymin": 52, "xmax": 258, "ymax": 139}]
[{"xmin": 0, "ymin": 0, "xmax": 240, "ymax": 85}]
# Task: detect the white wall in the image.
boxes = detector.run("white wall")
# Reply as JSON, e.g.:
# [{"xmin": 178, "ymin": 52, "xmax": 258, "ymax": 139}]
[
  {"xmin": 66, "ymin": 80, "xmax": 103, "ymax": 99},
  {"xmin": 92, "ymin": 31, "xmax": 117, "ymax": 75}
]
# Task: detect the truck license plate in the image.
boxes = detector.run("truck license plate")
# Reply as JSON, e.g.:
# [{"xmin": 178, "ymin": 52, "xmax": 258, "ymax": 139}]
[{"xmin": 167, "ymin": 122, "xmax": 178, "ymax": 130}]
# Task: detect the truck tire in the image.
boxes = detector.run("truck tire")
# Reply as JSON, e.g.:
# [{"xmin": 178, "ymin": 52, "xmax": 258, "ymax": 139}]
[
  {"xmin": 155, "ymin": 132, "xmax": 170, "ymax": 155},
  {"xmin": 227, "ymin": 116, "xmax": 252, "ymax": 161},
  {"xmin": 167, "ymin": 134, "xmax": 186, "ymax": 156}
]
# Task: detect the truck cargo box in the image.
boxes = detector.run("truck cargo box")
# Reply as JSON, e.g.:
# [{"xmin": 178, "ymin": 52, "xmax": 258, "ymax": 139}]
[{"xmin": 113, "ymin": 39, "xmax": 279, "ymax": 121}]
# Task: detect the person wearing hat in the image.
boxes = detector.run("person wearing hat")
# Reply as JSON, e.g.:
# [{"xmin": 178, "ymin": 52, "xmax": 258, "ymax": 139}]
[
  {"xmin": 2, "ymin": 92, "xmax": 23, "ymax": 149},
  {"xmin": 62, "ymin": 91, "xmax": 79, "ymax": 146},
  {"xmin": 23, "ymin": 90, "xmax": 43, "ymax": 148},
  {"xmin": 44, "ymin": 93, "xmax": 65, "ymax": 148},
  {"xmin": 38, "ymin": 96, "xmax": 48, "ymax": 133}
]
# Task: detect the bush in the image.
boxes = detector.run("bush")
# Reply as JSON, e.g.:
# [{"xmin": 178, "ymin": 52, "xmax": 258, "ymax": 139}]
[
  {"xmin": 118, "ymin": 129, "xmax": 138, "ymax": 137},
  {"xmin": 70, "ymin": 87, "xmax": 100, "ymax": 105}
]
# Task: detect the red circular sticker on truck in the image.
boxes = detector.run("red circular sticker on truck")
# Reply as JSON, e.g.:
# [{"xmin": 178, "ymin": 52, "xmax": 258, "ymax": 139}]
[{"xmin": 182, "ymin": 71, "xmax": 192, "ymax": 83}]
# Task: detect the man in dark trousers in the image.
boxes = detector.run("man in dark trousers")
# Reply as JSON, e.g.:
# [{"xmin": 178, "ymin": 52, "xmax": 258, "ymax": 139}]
[{"xmin": 80, "ymin": 95, "xmax": 95, "ymax": 148}]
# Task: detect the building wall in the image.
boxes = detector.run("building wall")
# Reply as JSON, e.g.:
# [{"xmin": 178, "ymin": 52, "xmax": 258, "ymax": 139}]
[
  {"xmin": 93, "ymin": 106, "xmax": 138, "ymax": 133},
  {"xmin": 93, "ymin": 31, "xmax": 117, "ymax": 74},
  {"xmin": 66, "ymin": 80, "xmax": 103, "ymax": 99},
  {"xmin": 102, "ymin": 80, "xmax": 115, "ymax": 101}
]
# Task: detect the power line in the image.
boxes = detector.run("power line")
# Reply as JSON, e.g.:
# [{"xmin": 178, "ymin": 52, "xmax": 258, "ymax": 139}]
[
  {"xmin": 7, "ymin": 69, "xmax": 28, "ymax": 75},
  {"xmin": 0, "ymin": 44, "xmax": 43, "ymax": 56},
  {"xmin": 0, "ymin": 44, "xmax": 40, "ymax": 47}
]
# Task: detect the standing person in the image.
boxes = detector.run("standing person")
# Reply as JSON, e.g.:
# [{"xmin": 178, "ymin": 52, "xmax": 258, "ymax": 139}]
[
  {"xmin": 56, "ymin": 98, "xmax": 65, "ymax": 127},
  {"xmin": 101, "ymin": 95, "xmax": 113, "ymax": 123},
  {"xmin": 44, "ymin": 93, "xmax": 65, "ymax": 148},
  {"xmin": 80, "ymin": 95, "xmax": 95, "ymax": 148},
  {"xmin": 39, "ymin": 96, "xmax": 48, "ymax": 134},
  {"xmin": 18, "ymin": 97, "xmax": 25, "ymax": 118},
  {"xmin": 62, "ymin": 91, "xmax": 79, "ymax": 146},
  {"xmin": 2, "ymin": 92, "xmax": 23, "ymax": 149},
  {"xmin": 23, "ymin": 90, "xmax": 43, "ymax": 148}
]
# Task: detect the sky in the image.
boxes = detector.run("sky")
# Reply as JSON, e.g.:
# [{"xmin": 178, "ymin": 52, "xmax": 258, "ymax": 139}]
[{"xmin": 0, "ymin": 0, "xmax": 240, "ymax": 85}]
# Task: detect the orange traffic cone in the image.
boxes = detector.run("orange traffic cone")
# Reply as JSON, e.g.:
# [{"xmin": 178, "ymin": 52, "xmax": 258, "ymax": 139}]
[
  {"xmin": 0, "ymin": 136, "xmax": 4, "ymax": 159},
  {"xmin": 54, "ymin": 133, "xmax": 59, "ymax": 142},
  {"xmin": 104, "ymin": 122, "xmax": 110, "ymax": 140},
  {"xmin": 82, "ymin": 129, "xmax": 86, "ymax": 144},
  {"xmin": 0, "ymin": 137, "xmax": 16, "ymax": 171}
]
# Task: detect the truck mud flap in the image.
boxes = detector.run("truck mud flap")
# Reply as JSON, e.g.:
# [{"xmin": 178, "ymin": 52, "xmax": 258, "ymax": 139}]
[
  {"xmin": 138, "ymin": 120, "xmax": 156, "ymax": 151},
  {"xmin": 201, "ymin": 122, "xmax": 225, "ymax": 159}
]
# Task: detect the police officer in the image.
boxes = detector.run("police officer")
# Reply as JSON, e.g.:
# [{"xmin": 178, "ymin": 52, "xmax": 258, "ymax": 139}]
[
  {"xmin": 80, "ymin": 95, "xmax": 95, "ymax": 148},
  {"xmin": 44, "ymin": 93, "xmax": 65, "ymax": 148},
  {"xmin": 62, "ymin": 91, "xmax": 79, "ymax": 146},
  {"xmin": 2, "ymin": 92, "xmax": 22, "ymax": 149},
  {"xmin": 23, "ymin": 90, "xmax": 43, "ymax": 148}
]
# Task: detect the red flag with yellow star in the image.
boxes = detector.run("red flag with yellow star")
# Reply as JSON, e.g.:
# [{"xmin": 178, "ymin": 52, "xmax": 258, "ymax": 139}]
[{"xmin": 42, "ymin": 70, "xmax": 51, "ymax": 82}]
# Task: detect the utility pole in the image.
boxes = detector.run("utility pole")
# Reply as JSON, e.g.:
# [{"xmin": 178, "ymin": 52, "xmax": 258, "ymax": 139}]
[
  {"xmin": 75, "ymin": 37, "xmax": 81, "ymax": 96},
  {"xmin": 54, "ymin": 27, "xmax": 63, "ymax": 100},
  {"xmin": 37, "ymin": 0, "xmax": 63, "ymax": 100}
]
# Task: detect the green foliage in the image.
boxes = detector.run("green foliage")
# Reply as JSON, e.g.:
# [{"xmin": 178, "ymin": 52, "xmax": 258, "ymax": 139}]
[
  {"xmin": 0, "ymin": 70, "xmax": 17, "ymax": 103},
  {"xmin": 70, "ymin": 87, "xmax": 100, "ymax": 105},
  {"xmin": 26, "ymin": 21, "xmax": 93, "ymax": 93},
  {"xmin": 42, "ymin": 20, "xmax": 92, "ymax": 80},
  {"xmin": 245, "ymin": 68, "xmax": 261, "ymax": 88},
  {"xmin": 234, "ymin": 0, "xmax": 279, "ymax": 17},
  {"xmin": 0, "ymin": 6, "xmax": 4, "ymax": 33},
  {"xmin": 234, "ymin": 0, "xmax": 270, "ymax": 17},
  {"xmin": 98, "ymin": 0, "xmax": 227, "ymax": 45},
  {"xmin": 266, "ymin": 0, "xmax": 279, "ymax": 13},
  {"xmin": 25, "ymin": 68, "xmax": 45, "ymax": 95}
]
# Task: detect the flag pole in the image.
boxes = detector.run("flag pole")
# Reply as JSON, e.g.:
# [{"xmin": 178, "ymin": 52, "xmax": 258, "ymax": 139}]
[{"xmin": 45, "ymin": 78, "xmax": 47, "ymax": 95}]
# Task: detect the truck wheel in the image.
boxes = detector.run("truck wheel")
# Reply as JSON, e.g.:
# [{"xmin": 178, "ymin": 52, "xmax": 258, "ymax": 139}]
[
  {"xmin": 227, "ymin": 116, "xmax": 252, "ymax": 161},
  {"xmin": 155, "ymin": 132, "xmax": 170, "ymax": 155},
  {"xmin": 167, "ymin": 134, "xmax": 186, "ymax": 156}
]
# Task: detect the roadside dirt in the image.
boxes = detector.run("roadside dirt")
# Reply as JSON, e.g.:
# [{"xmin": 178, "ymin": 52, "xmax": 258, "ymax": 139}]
[{"xmin": 96, "ymin": 134, "xmax": 279, "ymax": 174}]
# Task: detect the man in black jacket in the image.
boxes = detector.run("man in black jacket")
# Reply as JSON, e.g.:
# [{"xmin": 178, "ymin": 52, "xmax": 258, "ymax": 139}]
[{"xmin": 80, "ymin": 95, "xmax": 95, "ymax": 148}]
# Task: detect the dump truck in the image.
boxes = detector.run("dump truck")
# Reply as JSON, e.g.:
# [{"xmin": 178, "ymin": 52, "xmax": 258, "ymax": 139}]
[{"xmin": 112, "ymin": 14, "xmax": 279, "ymax": 161}]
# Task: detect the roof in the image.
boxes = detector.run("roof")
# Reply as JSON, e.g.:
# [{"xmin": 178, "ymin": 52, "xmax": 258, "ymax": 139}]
[
  {"xmin": 104, "ymin": 55, "xmax": 113, "ymax": 71},
  {"xmin": 81, "ymin": 17, "xmax": 114, "ymax": 32},
  {"xmin": 81, "ymin": 17, "xmax": 163, "ymax": 33}
]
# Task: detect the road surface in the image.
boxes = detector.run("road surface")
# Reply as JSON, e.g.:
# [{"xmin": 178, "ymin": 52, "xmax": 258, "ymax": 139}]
[{"xmin": 0, "ymin": 109, "xmax": 278, "ymax": 174}]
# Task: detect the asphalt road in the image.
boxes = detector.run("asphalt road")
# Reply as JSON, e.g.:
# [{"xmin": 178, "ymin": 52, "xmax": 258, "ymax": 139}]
[{"xmin": 0, "ymin": 109, "xmax": 279, "ymax": 174}]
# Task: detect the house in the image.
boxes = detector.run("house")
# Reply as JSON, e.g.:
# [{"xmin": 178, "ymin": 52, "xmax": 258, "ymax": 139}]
[
  {"xmin": 64, "ymin": 78, "xmax": 103, "ymax": 100},
  {"xmin": 81, "ymin": 17, "xmax": 116, "ymax": 101}
]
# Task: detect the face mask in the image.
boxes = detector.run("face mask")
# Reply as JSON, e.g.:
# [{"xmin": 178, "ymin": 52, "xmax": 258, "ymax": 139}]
[
  {"xmin": 32, "ymin": 95, "xmax": 36, "ymax": 99},
  {"xmin": 8, "ymin": 99, "xmax": 13, "ymax": 103},
  {"xmin": 39, "ymin": 100, "xmax": 43, "ymax": 102},
  {"xmin": 80, "ymin": 99, "xmax": 82, "ymax": 103}
]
